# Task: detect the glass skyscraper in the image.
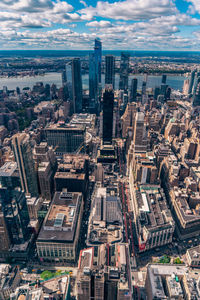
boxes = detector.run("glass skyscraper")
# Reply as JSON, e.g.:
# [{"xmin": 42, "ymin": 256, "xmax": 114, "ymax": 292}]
[
  {"xmin": 119, "ymin": 52, "xmax": 130, "ymax": 91},
  {"xmin": 94, "ymin": 38, "xmax": 102, "ymax": 84},
  {"xmin": 0, "ymin": 187, "xmax": 30, "ymax": 244},
  {"xmin": 12, "ymin": 133, "xmax": 38, "ymax": 198},
  {"xmin": 105, "ymin": 55, "xmax": 115, "ymax": 89},
  {"xmin": 130, "ymin": 78, "xmax": 138, "ymax": 102},
  {"xmin": 103, "ymin": 88, "xmax": 114, "ymax": 144},
  {"xmin": 89, "ymin": 53, "xmax": 98, "ymax": 106},
  {"xmin": 72, "ymin": 58, "xmax": 83, "ymax": 113}
]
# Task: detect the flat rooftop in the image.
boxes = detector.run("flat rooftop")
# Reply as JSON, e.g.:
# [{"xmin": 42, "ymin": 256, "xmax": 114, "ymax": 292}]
[
  {"xmin": 136, "ymin": 185, "xmax": 173, "ymax": 229},
  {"xmin": 54, "ymin": 172, "xmax": 85, "ymax": 180},
  {"xmin": 37, "ymin": 190, "xmax": 82, "ymax": 243},
  {"xmin": 0, "ymin": 161, "xmax": 17, "ymax": 176},
  {"xmin": 187, "ymin": 245, "xmax": 200, "ymax": 261},
  {"xmin": 45, "ymin": 123, "xmax": 85, "ymax": 131}
]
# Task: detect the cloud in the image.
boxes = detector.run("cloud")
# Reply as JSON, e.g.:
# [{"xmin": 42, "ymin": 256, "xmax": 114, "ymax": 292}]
[
  {"xmin": 80, "ymin": 0, "xmax": 177, "ymax": 21},
  {"xmin": 86, "ymin": 20, "xmax": 112, "ymax": 28},
  {"xmin": 80, "ymin": 0, "xmax": 87, "ymax": 7},
  {"xmin": 185, "ymin": 0, "xmax": 200, "ymax": 14}
]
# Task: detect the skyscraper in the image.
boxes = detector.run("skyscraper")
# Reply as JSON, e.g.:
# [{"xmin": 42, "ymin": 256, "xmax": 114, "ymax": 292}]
[
  {"xmin": 89, "ymin": 53, "xmax": 97, "ymax": 104},
  {"xmin": 133, "ymin": 112, "xmax": 147, "ymax": 153},
  {"xmin": 154, "ymin": 87, "xmax": 160, "ymax": 100},
  {"xmin": 162, "ymin": 74, "xmax": 167, "ymax": 84},
  {"xmin": 65, "ymin": 61, "xmax": 73, "ymax": 100},
  {"xmin": 193, "ymin": 79, "xmax": 200, "ymax": 106},
  {"xmin": 119, "ymin": 52, "xmax": 130, "ymax": 91},
  {"xmin": 105, "ymin": 55, "xmax": 115, "ymax": 89},
  {"xmin": 188, "ymin": 69, "xmax": 196, "ymax": 94},
  {"xmin": 72, "ymin": 58, "xmax": 82, "ymax": 113},
  {"xmin": 130, "ymin": 78, "xmax": 138, "ymax": 102},
  {"xmin": 103, "ymin": 87, "xmax": 114, "ymax": 144},
  {"xmin": 0, "ymin": 188, "xmax": 30, "ymax": 244},
  {"xmin": 94, "ymin": 38, "xmax": 102, "ymax": 84},
  {"xmin": 12, "ymin": 133, "xmax": 38, "ymax": 197}
]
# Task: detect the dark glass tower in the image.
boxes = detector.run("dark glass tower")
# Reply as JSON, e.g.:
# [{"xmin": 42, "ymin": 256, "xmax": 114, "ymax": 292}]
[
  {"xmin": 130, "ymin": 78, "xmax": 138, "ymax": 102},
  {"xmin": 0, "ymin": 188, "xmax": 30, "ymax": 244},
  {"xmin": 105, "ymin": 55, "xmax": 115, "ymax": 89},
  {"xmin": 72, "ymin": 58, "xmax": 82, "ymax": 113},
  {"xmin": 103, "ymin": 88, "xmax": 114, "ymax": 144},
  {"xmin": 154, "ymin": 87, "xmax": 160, "ymax": 100},
  {"xmin": 89, "ymin": 53, "xmax": 97, "ymax": 104},
  {"xmin": 94, "ymin": 38, "xmax": 102, "ymax": 84},
  {"xmin": 119, "ymin": 52, "xmax": 130, "ymax": 91},
  {"xmin": 161, "ymin": 74, "xmax": 167, "ymax": 84}
]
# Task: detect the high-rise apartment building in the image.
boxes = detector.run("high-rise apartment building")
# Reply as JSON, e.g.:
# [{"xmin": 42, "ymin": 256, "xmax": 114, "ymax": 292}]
[
  {"xmin": 72, "ymin": 58, "xmax": 82, "ymax": 113},
  {"xmin": 12, "ymin": 133, "xmax": 38, "ymax": 197},
  {"xmin": 119, "ymin": 52, "xmax": 130, "ymax": 91},
  {"xmin": 105, "ymin": 55, "xmax": 115, "ymax": 89},
  {"xmin": 102, "ymin": 88, "xmax": 114, "ymax": 144}
]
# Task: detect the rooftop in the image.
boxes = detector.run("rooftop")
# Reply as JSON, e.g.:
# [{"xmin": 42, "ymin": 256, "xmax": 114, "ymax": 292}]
[
  {"xmin": 37, "ymin": 190, "xmax": 82, "ymax": 243},
  {"xmin": 0, "ymin": 162, "xmax": 17, "ymax": 177},
  {"xmin": 45, "ymin": 122, "xmax": 85, "ymax": 131}
]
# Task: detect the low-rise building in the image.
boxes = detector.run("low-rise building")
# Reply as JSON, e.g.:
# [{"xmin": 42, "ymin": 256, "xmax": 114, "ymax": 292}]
[
  {"xmin": 0, "ymin": 264, "xmax": 21, "ymax": 300},
  {"xmin": 10, "ymin": 274, "xmax": 70, "ymax": 299},
  {"xmin": 36, "ymin": 189, "xmax": 83, "ymax": 262},
  {"xmin": 186, "ymin": 245, "xmax": 200, "ymax": 268},
  {"xmin": 133, "ymin": 185, "xmax": 175, "ymax": 252}
]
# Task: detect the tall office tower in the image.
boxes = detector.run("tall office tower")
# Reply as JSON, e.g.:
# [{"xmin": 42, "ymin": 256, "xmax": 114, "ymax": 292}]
[
  {"xmin": 0, "ymin": 188, "xmax": 30, "ymax": 244},
  {"xmin": 193, "ymin": 80, "xmax": 200, "ymax": 106},
  {"xmin": 192, "ymin": 73, "xmax": 200, "ymax": 96},
  {"xmin": 103, "ymin": 88, "xmax": 114, "ymax": 144},
  {"xmin": 0, "ymin": 204, "xmax": 11, "ymax": 252},
  {"xmin": 65, "ymin": 62, "xmax": 73, "ymax": 99},
  {"xmin": 105, "ymin": 55, "xmax": 115, "ymax": 89},
  {"xmin": 166, "ymin": 87, "xmax": 171, "ymax": 100},
  {"xmin": 142, "ymin": 81, "xmax": 146, "ymax": 96},
  {"xmin": 94, "ymin": 38, "xmax": 102, "ymax": 84},
  {"xmin": 162, "ymin": 74, "xmax": 167, "ymax": 84},
  {"xmin": 72, "ymin": 58, "xmax": 83, "ymax": 113},
  {"xmin": 142, "ymin": 80, "xmax": 147, "ymax": 104},
  {"xmin": 62, "ymin": 69, "xmax": 67, "ymax": 86},
  {"xmin": 89, "ymin": 53, "xmax": 97, "ymax": 105},
  {"xmin": 188, "ymin": 69, "xmax": 196, "ymax": 94},
  {"xmin": 130, "ymin": 78, "xmax": 138, "ymax": 102},
  {"xmin": 154, "ymin": 87, "xmax": 160, "ymax": 100},
  {"xmin": 12, "ymin": 133, "xmax": 38, "ymax": 197},
  {"xmin": 160, "ymin": 84, "xmax": 168, "ymax": 100},
  {"xmin": 183, "ymin": 79, "xmax": 190, "ymax": 95},
  {"xmin": 133, "ymin": 112, "xmax": 147, "ymax": 153},
  {"xmin": 119, "ymin": 52, "xmax": 130, "ymax": 91}
]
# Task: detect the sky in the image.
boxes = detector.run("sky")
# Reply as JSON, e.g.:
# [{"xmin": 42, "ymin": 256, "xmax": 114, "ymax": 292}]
[{"xmin": 1, "ymin": 0, "xmax": 200, "ymax": 50}]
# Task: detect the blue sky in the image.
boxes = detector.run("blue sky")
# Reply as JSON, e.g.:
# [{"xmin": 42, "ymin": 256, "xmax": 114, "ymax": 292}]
[{"xmin": 1, "ymin": 0, "xmax": 200, "ymax": 50}]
